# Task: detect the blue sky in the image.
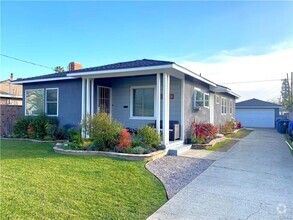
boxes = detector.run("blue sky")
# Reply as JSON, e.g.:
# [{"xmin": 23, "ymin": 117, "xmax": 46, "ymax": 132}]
[{"xmin": 1, "ymin": 1, "xmax": 293, "ymax": 100}]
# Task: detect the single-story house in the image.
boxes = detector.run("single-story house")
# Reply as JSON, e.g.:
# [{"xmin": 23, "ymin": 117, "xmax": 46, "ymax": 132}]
[
  {"xmin": 0, "ymin": 73, "xmax": 22, "ymax": 106},
  {"xmin": 236, "ymin": 98, "xmax": 281, "ymax": 128},
  {"xmin": 13, "ymin": 59, "xmax": 239, "ymax": 147}
]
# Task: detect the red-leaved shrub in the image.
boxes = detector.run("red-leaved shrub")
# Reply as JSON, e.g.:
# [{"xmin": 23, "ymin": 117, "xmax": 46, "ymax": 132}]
[
  {"xmin": 235, "ymin": 121, "xmax": 242, "ymax": 129},
  {"xmin": 117, "ymin": 129, "xmax": 132, "ymax": 152},
  {"xmin": 191, "ymin": 121, "xmax": 218, "ymax": 144}
]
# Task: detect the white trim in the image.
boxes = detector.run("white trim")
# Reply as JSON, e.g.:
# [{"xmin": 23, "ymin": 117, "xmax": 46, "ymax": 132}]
[
  {"xmin": 0, "ymin": 93, "xmax": 22, "ymax": 98},
  {"xmin": 172, "ymin": 64, "xmax": 217, "ymax": 87},
  {"xmin": 162, "ymin": 73, "xmax": 170, "ymax": 146},
  {"xmin": 130, "ymin": 85, "xmax": 156, "ymax": 120},
  {"xmin": 68, "ymin": 64, "xmax": 173, "ymax": 77},
  {"xmin": 97, "ymin": 86, "xmax": 112, "ymax": 116},
  {"xmin": 86, "ymin": 79, "xmax": 90, "ymax": 116},
  {"xmin": 156, "ymin": 73, "xmax": 161, "ymax": 134},
  {"xmin": 229, "ymin": 99, "xmax": 233, "ymax": 115},
  {"xmin": 210, "ymin": 93, "xmax": 215, "ymax": 124},
  {"xmin": 180, "ymin": 78, "xmax": 185, "ymax": 140},
  {"xmin": 221, "ymin": 97, "xmax": 227, "ymax": 115},
  {"xmin": 91, "ymin": 79, "xmax": 94, "ymax": 116},
  {"xmin": 12, "ymin": 77, "xmax": 77, "ymax": 84},
  {"xmin": 24, "ymin": 88, "xmax": 44, "ymax": 116},
  {"xmin": 81, "ymin": 78, "xmax": 85, "ymax": 138},
  {"xmin": 45, "ymin": 88, "xmax": 59, "ymax": 117},
  {"xmin": 216, "ymin": 95, "xmax": 220, "ymax": 104}
]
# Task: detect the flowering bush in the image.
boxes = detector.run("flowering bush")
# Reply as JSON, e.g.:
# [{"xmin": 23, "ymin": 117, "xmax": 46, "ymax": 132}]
[
  {"xmin": 220, "ymin": 119, "xmax": 237, "ymax": 134},
  {"xmin": 191, "ymin": 121, "xmax": 218, "ymax": 144}
]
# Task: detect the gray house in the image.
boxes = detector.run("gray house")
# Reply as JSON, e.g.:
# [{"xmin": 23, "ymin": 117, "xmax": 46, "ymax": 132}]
[{"xmin": 13, "ymin": 59, "xmax": 239, "ymax": 148}]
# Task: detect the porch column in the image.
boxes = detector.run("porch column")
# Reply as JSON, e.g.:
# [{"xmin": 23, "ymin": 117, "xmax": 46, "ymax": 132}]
[
  {"xmin": 181, "ymin": 78, "xmax": 185, "ymax": 141},
  {"xmin": 162, "ymin": 73, "xmax": 170, "ymax": 146},
  {"xmin": 156, "ymin": 73, "xmax": 161, "ymax": 134},
  {"xmin": 91, "ymin": 79, "xmax": 94, "ymax": 116},
  {"xmin": 81, "ymin": 78, "xmax": 86, "ymax": 138}
]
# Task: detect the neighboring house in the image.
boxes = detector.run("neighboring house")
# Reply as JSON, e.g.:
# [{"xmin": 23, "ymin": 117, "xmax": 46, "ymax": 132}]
[
  {"xmin": 13, "ymin": 59, "xmax": 239, "ymax": 147},
  {"xmin": 236, "ymin": 98, "xmax": 281, "ymax": 128},
  {"xmin": 0, "ymin": 73, "xmax": 22, "ymax": 105}
]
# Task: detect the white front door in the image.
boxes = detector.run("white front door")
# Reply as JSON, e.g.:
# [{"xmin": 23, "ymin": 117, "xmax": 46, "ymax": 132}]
[
  {"xmin": 210, "ymin": 93, "xmax": 215, "ymax": 124},
  {"xmin": 97, "ymin": 86, "xmax": 112, "ymax": 115}
]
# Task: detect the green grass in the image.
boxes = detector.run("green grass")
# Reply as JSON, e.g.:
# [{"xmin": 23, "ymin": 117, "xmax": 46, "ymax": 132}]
[
  {"xmin": 206, "ymin": 139, "xmax": 232, "ymax": 151},
  {"xmin": 0, "ymin": 140, "xmax": 167, "ymax": 219},
  {"xmin": 225, "ymin": 129, "xmax": 252, "ymax": 139}
]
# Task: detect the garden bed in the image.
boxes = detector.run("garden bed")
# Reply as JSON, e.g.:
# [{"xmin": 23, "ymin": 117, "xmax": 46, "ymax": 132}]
[
  {"xmin": 191, "ymin": 136, "xmax": 226, "ymax": 149},
  {"xmin": 53, "ymin": 143, "xmax": 167, "ymax": 161}
]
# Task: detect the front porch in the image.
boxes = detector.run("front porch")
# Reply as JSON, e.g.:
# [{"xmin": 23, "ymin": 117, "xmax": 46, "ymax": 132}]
[{"xmin": 80, "ymin": 73, "xmax": 185, "ymax": 148}]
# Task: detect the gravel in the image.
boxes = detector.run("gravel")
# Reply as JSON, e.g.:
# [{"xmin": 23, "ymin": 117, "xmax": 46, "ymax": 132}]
[{"xmin": 146, "ymin": 156, "xmax": 214, "ymax": 199}]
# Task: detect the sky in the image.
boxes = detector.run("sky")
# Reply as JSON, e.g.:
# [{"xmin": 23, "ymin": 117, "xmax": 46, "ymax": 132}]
[{"xmin": 1, "ymin": 1, "xmax": 293, "ymax": 101}]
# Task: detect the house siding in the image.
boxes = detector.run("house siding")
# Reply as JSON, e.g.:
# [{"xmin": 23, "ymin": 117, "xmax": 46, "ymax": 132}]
[
  {"xmin": 22, "ymin": 79, "xmax": 82, "ymax": 128},
  {"xmin": 214, "ymin": 93, "xmax": 236, "ymax": 127},
  {"xmin": 184, "ymin": 75, "xmax": 210, "ymax": 139},
  {"xmin": 110, "ymin": 75, "xmax": 181, "ymax": 128}
]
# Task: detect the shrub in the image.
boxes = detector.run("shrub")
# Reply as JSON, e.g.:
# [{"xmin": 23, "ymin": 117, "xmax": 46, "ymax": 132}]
[
  {"xmin": 136, "ymin": 126, "xmax": 161, "ymax": 148},
  {"xmin": 220, "ymin": 119, "xmax": 236, "ymax": 134},
  {"xmin": 82, "ymin": 113, "xmax": 123, "ymax": 151},
  {"xmin": 191, "ymin": 121, "xmax": 218, "ymax": 144},
  {"xmin": 235, "ymin": 121, "xmax": 242, "ymax": 129},
  {"xmin": 68, "ymin": 128, "xmax": 82, "ymax": 144},
  {"xmin": 116, "ymin": 129, "xmax": 132, "ymax": 152},
  {"xmin": 13, "ymin": 117, "xmax": 32, "ymax": 138}
]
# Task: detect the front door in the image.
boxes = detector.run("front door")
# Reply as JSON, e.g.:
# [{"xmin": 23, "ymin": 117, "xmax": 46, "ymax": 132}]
[{"xmin": 97, "ymin": 86, "xmax": 111, "ymax": 115}]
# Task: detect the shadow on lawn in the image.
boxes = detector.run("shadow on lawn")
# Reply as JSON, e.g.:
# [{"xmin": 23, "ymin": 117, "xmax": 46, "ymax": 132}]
[{"xmin": 0, "ymin": 140, "xmax": 65, "ymax": 160}]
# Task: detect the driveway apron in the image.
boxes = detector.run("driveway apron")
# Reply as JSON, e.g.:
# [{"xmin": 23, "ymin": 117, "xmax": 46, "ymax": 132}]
[{"xmin": 148, "ymin": 129, "xmax": 293, "ymax": 220}]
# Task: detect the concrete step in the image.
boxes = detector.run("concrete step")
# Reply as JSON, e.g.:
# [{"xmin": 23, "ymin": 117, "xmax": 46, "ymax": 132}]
[{"xmin": 167, "ymin": 144, "xmax": 192, "ymax": 156}]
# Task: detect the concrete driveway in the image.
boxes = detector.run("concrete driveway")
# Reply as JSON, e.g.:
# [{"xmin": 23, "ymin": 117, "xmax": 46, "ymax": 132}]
[{"xmin": 148, "ymin": 129, "xmax": 293, "ymax": 220}]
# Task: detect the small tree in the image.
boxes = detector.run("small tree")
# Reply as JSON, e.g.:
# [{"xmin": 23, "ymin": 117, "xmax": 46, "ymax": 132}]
[
  {"xmin": 281, "ymin": 76, "xmax": 293, "ymax": 111},
  {"xmin": 54, "ymin": 66, "xmax": 64, "ymax": 73}
]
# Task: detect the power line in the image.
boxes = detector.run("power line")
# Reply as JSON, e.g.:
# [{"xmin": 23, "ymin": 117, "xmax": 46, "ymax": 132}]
[
  {"xmin": 221, "ymin": 79, "xmax": 284, "ymax": 85},
  {"xmin": 0, "ymin": 54, "xmax": 55, "ymax": 70}
]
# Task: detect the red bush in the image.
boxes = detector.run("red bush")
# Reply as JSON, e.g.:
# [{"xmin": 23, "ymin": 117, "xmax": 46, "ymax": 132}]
[
  {"xmin": 117, "ymin": 129, "xmax": 132, "ymax": 151},
  {"xmin": 235, "ymin": 121, "xmax": 242, "ymax": 129},
  {"xmin": 191, "ymin": 121, "xmax": 218, "ymax": 142}
]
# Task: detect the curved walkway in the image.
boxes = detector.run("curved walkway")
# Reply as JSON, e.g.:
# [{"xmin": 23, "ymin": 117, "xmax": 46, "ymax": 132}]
[{"xmin": 148, "ymin": 129, "xmax": 293, "ymax": 220}]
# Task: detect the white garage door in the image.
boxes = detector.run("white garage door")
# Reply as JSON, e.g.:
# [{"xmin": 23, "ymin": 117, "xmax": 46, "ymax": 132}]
[{"xmin": 236, "ymin": 109, "xmax": 275, "ymax": 128}]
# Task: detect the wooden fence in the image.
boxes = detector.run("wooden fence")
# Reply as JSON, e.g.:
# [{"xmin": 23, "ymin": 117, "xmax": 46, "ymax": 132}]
[{"xmin": 0, "ymin": 105, "xmax": 22, "ymax": 136}]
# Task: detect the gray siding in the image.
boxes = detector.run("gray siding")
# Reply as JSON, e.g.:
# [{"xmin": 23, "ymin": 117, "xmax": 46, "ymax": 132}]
[
  {"xmin": 214, "ymin": 93, "xmax": 236, "ymax": 127},
  {"xmin": 184, "ymin": 75, "xmax": 210, "ymax": 139},
  {"xmin": 110, "ymin": 75, "xmax": 181, "ymax": 128},
  {"xmin": 23, "ymin": 79, "xmax": 82, "ymax": 127}
]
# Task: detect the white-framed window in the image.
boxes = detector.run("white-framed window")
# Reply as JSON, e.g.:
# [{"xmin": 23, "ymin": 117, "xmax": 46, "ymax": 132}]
[
  {"xmin": 46, "ymin": 88, "xmax": 58, "ymax": 116},
  {"xmin": 193, "ymin": 89, "xmax": 209, "ymax": 109},
  {"xmin": 221, "ymin": 97, "xmax": 227, "ymax": 114},
  {"xmin": 216, "ymin": 95, "xmax": 220, "ymax": 104},
  {"xmin": 229, "ymin": 100, "xmax": 233, "ymax": 114},
  {"xmin": 130, "ymin": 86, "xmax": 155, "ymax": 119},
  {"xmin": 25, "ymin": 89, "xmax": 44, "ymax": 116},
  {"xmin": 204, "ymin": 94, "xmax": 209, "ymax": 108}
]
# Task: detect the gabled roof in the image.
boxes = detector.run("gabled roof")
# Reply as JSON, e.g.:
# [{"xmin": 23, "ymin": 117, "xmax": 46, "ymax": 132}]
[{"xmin": 236, "ymin": 98, "xmax": 281, "ymax": 108}]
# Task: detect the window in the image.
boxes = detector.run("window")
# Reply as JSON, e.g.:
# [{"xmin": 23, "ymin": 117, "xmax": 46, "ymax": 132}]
[
  {"xmin": 131, "ymin": 86, "xmax": 155, "ymax": 118},
  {"xmin": 194, "ymin": 90, "xmax": 209, "ymax": 108},
  {"xmin": 46, "ymin": 88, "xmax": 58, "ymax": 116},
  {"xmin": 221, "ymin": 97, "xmax": 227, "ymax": 114},
  {"xmin": 25, "ymin": 89, "xmax": 44, "ymax": 116},
  {"xmin": 204, "ymin": 94, "xmax": 209, "ymax": 107},
  {"xmin": 25, "ymin": 88, "xmax": 58, "ymax": 116},
  {"xmin": 229, "ymin": 100, "xmax": 233, "ymax": 114},
  {"xmin": 216, "ymin": 95, "xmax": 220, "ymax": 104},
  {"xmin": 194, "ymin": 90, "xmax": 204, "ymax": 108}
]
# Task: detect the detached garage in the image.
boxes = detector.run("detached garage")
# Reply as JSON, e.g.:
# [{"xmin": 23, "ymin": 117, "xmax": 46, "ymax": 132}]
[{"xmin": 236, "ymin": 98, "xmax": 280, "ymax": 128}]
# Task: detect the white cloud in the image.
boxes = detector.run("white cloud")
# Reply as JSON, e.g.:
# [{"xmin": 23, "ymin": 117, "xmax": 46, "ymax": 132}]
[{"xmin": 179, "ymin": 42, "xmax": 293, "ymax": 102}]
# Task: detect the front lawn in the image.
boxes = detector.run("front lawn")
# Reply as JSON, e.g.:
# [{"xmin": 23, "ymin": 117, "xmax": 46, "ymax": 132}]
[{"xmin": 0, "ymin": 140, "xmax": 166, "ymax": 219}]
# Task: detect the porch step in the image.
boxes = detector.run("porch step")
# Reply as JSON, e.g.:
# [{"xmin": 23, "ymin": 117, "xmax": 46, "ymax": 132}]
[{"xmin": 167, "ymin": 144, "xmax": 192, "ymax": 156}]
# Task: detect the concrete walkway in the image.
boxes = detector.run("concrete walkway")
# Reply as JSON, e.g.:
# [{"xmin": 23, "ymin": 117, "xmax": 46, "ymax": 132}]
[{"xmin": 148, "ymin": 129, "xmax": 293, "ymax": 220}]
